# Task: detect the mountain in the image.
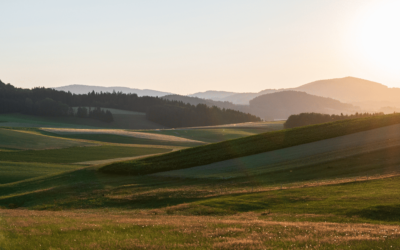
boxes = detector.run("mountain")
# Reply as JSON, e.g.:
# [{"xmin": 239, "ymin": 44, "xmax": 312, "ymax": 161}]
[
  {"xmin": 294, "ymin": 77, "xmax": 400, "ymax": 102},
  {"xmin": 249, "ymin": 91, "xmax": 359, "ymax": 120},
  {"xmin": 192, "ymin": 77, "xmax": 400, "ymax": 110},
  {"xmin": 188, "ymin": 91, "xmax": 238, "ymax": 101},
  {"xmin": 219, "ymin": 89, "xmax": 281, "ymax": 105},
  {"xmin": 54, "ymin": 84, "xmax": 172, "ymax": 97},
  {"xmin": 165, "ymin": 91, "xmax": 358, "ymax": 120}
]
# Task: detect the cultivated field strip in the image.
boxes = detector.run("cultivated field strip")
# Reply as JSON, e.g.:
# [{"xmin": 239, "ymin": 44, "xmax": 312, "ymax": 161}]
[
  {"xmin": 73, "ymin": 150, "xmax": 174, "ymax": 165},
  {"xmin": 152, "ymin": 123, "xmax": 400, "ymax": 178},
  {"xmin": 41, "ymin": 128, "xmax": 205, "ymax": 143}
]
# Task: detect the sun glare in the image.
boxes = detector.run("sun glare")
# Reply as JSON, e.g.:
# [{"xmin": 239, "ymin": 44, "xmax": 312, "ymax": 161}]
[{"xmin": 354, "ymin": 0, "xmax": 400, "ymax": 74}]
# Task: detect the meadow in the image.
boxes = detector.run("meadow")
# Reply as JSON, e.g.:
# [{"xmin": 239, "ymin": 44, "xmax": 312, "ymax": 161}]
[
  {"xmin": 100, "ymin": 113, "xmax": 400, "ymax": 175},
  {"xmin": 1, "ymin": 114, "xmax": 400, "ymax": 249},
  {"xmin": 0, "ymin": 128, "xmax": 93, "ymax": 150}
]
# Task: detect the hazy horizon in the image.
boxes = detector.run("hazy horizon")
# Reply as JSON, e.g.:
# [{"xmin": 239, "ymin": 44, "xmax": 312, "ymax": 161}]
[{"xmin": 2, "ymin": 0, "xmax": 399, "ymax": 95}]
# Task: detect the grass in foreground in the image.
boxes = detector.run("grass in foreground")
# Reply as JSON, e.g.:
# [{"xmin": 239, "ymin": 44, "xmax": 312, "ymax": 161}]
[
  {"xmin": 100, "ymin": 113, "xmax": 400, "ymax": 175},
  {"xmin": 1, "ymin": 210, "xmax": 399, "ymax": 250},
  {"xmin": 0, "ymin": 145, "xmax": 399, "ymax": 216},
  {"xmin": 0, "ymin": 146, "xmax": 171, "ymax": 164},
  {"xmin": 1, "ymin": 148, "xmax": 400, "ymax": 249}
]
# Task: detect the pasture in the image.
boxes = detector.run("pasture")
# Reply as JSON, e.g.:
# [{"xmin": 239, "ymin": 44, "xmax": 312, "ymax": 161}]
[
  {"xmin": 152, "ymin": 123, "xmax": 400, "ymax": 179},
  {"xmin": 0, "ymin": 161, "xmax": 82, "ymax": 184},
  {"xmin": 100, "ymin": 113, "xmax": 400, "ymax": 175},
  {"xmin": 1, "ymin": 162, "xmax": 400, "ymax": 249},
  {"xmin": 0, "ymin": 145, "xmax": 171, "ymax": 164},
  {"xmin": 1, "ymin": 115, "xmax": 400, "ymax": 249},
  {"xmin": 0, "ymin": 128, "xmax": 93, "ymax": 150},
  {"xmin": 142, "ymin": 121, "xmax": 283, "ymax": 143}
]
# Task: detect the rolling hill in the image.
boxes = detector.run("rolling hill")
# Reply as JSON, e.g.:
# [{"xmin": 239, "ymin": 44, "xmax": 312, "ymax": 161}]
[
  {"xmin": 99, "ymin": 113, "xmax": 400, "ymax": 176},
  {"xmin": 249, "ymin": 90, "xmax": 358, "ymax": 120}
]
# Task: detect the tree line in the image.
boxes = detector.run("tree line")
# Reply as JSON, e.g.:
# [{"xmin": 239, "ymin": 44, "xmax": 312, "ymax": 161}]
[
  {"xmin": 284, "ymin": 112, "xmax": 385, "ymax": 129},
  {"xmin": 76, "ymin": 107, "xmax": 114, "ymax": 123},
  {"xmin": 0, "ymin": 80, "xmax": 260, "ymax": 127},
  {"xmin": 146, "ymin": 104, "xmax": 260, "ymax": 128}
]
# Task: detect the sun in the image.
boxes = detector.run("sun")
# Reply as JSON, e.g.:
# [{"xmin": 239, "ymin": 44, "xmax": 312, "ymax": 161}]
[{"xmin": 353, "ymin": 0, "xmax": 400, "ymax": 74}]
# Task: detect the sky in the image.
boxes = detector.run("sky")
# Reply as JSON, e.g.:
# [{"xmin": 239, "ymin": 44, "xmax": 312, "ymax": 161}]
[{"xmin": 1, "ymin": 0, "xmax": 400, "ymax": 95}]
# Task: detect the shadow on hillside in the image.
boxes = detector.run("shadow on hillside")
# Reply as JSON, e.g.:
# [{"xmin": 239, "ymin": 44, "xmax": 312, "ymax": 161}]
[{"xmin": 346, "ymin": 205, "xmax": 400, "ymax": 222}]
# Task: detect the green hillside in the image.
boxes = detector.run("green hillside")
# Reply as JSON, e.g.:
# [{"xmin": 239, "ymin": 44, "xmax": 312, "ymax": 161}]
[
  {"xmin": 0, "ymin": 145, "xmax": 171, "ymax": 164},
  {"xmin": 0, "ymin": 161, "xmax": 82, "ymax": 184},
  {"xmin": 142, "ymin": 126, "xmax": 282, "ymax": 143},
  {"xmin": 100, "ymin": 113, "xmax": 400, "ymax": 175},
  {"xmin": 0, "ymin": 128, "xmax": 93, "ymax": 150}
]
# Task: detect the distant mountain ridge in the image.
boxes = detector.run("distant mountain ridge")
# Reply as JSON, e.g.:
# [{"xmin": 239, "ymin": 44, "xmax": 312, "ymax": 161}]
[
  {"xmin": 165, "ymin": 91, "xmax": 358, "ymax": 120},
  {"xmin": 54, "ymin": 84, "xmax": 172, "ymax": 97},
  {"xmin": 188, "ymin": 91, "xmax": 238, "ymax": 101},
  {"xmin": 190, "ymin": 77, "xmax": 400, "ymax": 110}
]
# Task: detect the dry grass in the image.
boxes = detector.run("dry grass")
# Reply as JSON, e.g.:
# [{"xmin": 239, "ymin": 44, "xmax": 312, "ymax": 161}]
[{"xmin": 1, "ymin": 209, "xmax": 399, "ymax": 249}]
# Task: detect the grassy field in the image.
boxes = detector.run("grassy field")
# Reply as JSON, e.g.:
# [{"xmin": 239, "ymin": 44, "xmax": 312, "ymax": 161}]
[
  {"xmin": 0, "ymin": 128, "xmax": 93, "ymax": 150},
  {"xmin": 152, "ymin": 123, "xmax": 400, "ymax": 179},
  {"xmin": 1, "ymin": 159, "xmax": 400, "ymax": 249},
  {"xmin": 1, "ymin": 208, "xmax": 399, "ymax": 250},
  {"xmin": 52, "ymin": 133, "xmax": 204, "ymax": 147},
  {"xmin": 0, "ymin": 145, "xmax": 171, "ymax": 164},
  {"xmin": 1, "ymin": 115, "xmax": 400, "ymax": 249},
  {"xmin": 143, "ymin": 127, "xmax": 279, "ymax": 143},
  {"xmin": 100, "ymin": 113, "xmax": 400, "ymax": 175},
  {"xmin": 0, "ymin": 161, "xmax": 82, "ymax": 184}
]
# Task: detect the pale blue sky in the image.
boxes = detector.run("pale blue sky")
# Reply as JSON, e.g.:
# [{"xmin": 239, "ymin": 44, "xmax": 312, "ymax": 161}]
[{"xmin": 1, "ymin": 0, "xmax": 399, "ymax": 94}]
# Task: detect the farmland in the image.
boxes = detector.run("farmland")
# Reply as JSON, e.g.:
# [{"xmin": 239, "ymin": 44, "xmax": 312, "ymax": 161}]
[
  {"xmin": 100, "ymin": 113, "xmax": 400, "ymax": 175},
  {"xmin": 1, "ymin": 114, "xmax": 400, "ymax": 249}
]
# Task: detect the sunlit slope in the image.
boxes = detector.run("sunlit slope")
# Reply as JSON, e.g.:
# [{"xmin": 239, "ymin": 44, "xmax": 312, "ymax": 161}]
[
  {"xmin": 0, "ymin": 128, "xmax": 93, "ymax": 150},
  {"xmin": 142, "ymin": 122, "xmax": 283, "ymax": 143},
  {"xmin": 99, "ymin": 113, "xmax": 400, "ymax": 175},
  {"xmin": 153, "ymin": 123, "xmax": 400, "ymax": 178},
  {"xmin": 1, "ymin": 146, "xmax": 400, "ymax": 212}
]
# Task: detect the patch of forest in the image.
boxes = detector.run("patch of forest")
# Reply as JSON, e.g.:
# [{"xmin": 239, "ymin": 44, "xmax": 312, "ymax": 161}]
[
  {"xmin": 0, "ymin": 80, "xmax": 260, "ymax": 127},
  {"xmin": 284, "ymin": 112, "xmax": 385, "ymax": 129}
]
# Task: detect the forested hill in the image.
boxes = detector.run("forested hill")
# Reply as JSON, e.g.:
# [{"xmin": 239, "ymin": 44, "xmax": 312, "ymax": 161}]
[
  {"xmin": 284, "ymin": 112, "xmax": 385, "ymax": 129},
  {"xmin": 249, "ymin": 91, "xmax": 359, "ymax": 120},
  {"xmin": 162, "ymin": 95, "xmax": 252, "ymax": 113},
  {"xmin": 0, "ymin": 80, "xmax": 260, "ymax": 127}
]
